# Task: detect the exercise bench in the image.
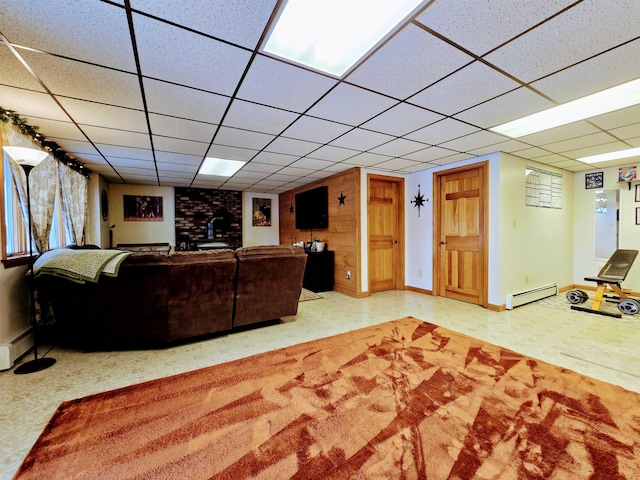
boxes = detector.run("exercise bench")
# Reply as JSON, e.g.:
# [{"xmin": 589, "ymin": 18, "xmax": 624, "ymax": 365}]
[{"xmin": 566, "ymin": 249, "xmax": 639, "ymax": 318}]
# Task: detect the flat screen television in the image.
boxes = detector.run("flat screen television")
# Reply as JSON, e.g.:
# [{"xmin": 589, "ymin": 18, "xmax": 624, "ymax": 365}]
[{"xmin": 295, "ymin": 186, "xmax": 328, "ymax": 230}]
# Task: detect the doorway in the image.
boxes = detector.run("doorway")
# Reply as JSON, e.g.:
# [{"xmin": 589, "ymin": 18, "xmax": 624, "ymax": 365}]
[
  {"xmin": 433, "ymin": 162, "xmax": 488, "ymax": 307},
  {"xmin": 368, "ymin": 174, "xmax": 404, "ymax": 293}
]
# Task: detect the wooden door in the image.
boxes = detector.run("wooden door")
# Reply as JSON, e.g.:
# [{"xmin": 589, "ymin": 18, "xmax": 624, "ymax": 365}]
[
  {"xmin": 434, "ymin": 163, "xmax": 487, "ymax": 306},
  {"xmin": 368, "ymin": 175, "xmax": 404, "ymax": 293}
]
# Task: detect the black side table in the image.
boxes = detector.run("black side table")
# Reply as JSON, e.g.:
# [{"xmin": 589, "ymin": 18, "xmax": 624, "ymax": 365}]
[{"xmin": 303, "ymin": 251, "xmax": 334, "ymax": 292}]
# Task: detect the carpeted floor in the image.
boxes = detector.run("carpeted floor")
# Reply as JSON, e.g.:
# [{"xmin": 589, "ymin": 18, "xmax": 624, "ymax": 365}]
[{"xmin": 13, "ymin": 317, "xmax": 640, "ymax": 479}]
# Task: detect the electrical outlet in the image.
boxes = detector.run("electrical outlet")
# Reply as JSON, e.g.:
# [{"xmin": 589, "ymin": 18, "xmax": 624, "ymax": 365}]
[{"xmin": 346, "ymin": 271, "xmax": 351, "ymax": 279}]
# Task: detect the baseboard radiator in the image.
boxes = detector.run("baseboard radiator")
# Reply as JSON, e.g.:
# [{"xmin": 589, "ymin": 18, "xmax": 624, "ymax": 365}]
[
  {"xmin": 506, "ymin": 284, "xmax": 557, "ymax": 310},
  {"xmin": 0, "ymin": 328, "xmax": 33, "ymax": 371}
]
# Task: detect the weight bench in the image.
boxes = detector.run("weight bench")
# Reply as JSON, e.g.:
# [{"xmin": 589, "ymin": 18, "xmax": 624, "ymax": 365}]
[{"xmin": 566, "ymin": 249, "xmax": 639, "ymax": 318}]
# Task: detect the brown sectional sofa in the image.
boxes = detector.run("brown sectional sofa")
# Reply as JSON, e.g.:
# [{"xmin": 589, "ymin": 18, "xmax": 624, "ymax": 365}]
[{"xmin": 37, "ymin": 245, "xmax": 307, "ymax": 348}]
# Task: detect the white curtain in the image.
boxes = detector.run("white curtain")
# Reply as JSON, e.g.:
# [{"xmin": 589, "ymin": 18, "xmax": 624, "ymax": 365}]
[{"xmin": 57, "ymin": 162, "xmax": 87, "ymax": 244}]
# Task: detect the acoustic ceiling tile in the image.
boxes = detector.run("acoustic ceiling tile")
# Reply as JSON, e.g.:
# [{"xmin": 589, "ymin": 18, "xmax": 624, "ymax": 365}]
[
  {"xmin": 133, "ymin": 13, "xmax": 251, "ymax": 95},
  {"xmin": 232, "ymin": 170, "xmax": 271, "ymax": 180},
  {"xmin": 416, "ymin": 0, "xmax": 576, "ymax": 56},
  {"xmin": 143, "ymin": 79, "xmax": 230, "ymax": 125},
  {"xmin": 465, "ymin": 139, "xmax": 530, "ymax": 157},
  {"xmin": 330, "ymin": 128, "xmax": 395, "ymax": 151},
  {"xmin": 484, "ymin": 0, "xmax": 640, "ymax": 82},
  {"xmin": 548, "ymin": 159, "xmax": 588, "ymax": 169},
  {"xmin": 152, "ymin": 136, "xmax": 209, "ymax": 156},
  {"xmin": 20, "ymin": 50, "xmax": 142, "ymax": 108},
  {"xmin": 149, "ymin": 114, "xmax": 216, "ymax": 143},
  {"xmin": 282, "ymin": 116, "xmax": 353, "ymax": 144},
  {"xmin": 267, "ymin": 173, "xmax": 301, "ymax": 183},
  {"xmin": 370, "ymin": 138, "xmax": 426, "ymax": 157},
  {"xmin": 132, "ymin": 0, "xmax": 276, "ymax": 49},
  {"xmin": 408, "ymin": 61, "xmax": 521, "ymax": 116},
  {"xmin": 0, "ymin": 0, "xmax": 136, "ymax": 70},
  {"xmin": 0, "ymin": 87, "xmax": 66, "ymax": 122},
  {"xmin": 402, "ymin": 146, "xmax": 459, "ymax": 162},
  {"xmin": 277, "ymin": 166, "xmax": 316, "ymax": 177},
  {"xmin": 0, "ymin": 46, "xmax": 45, "ymax": 92},
  {"xmin": 155, "ymin": 164, "xmax": 198, "ymax": 176},
  {"xmin": 405, "ymin": 118, "xmax": 480, "ymax": 146},
  {"xmin": 323, "ymin": 163, "xmax": 359, "ymax": 174},
  {"xmin": 223, "ymin": 99, "xmax": 300, "ymax": 135},
  {"xmin": 250, "ymin": 179, "xmax": 283, "ymax": 188},
  {"xmin": 289, "ymin": 158, "xmax": 335, "ymax": 170},
  {"xmin": 400, "ymin": 163, "xmax": 437, "ymax": 173},
  {"xmin": 242, "ymin": 162, "xmax": 283, "ymax": 174},
  {"xmin": 438, "ymin": 130, "xmax": 509, "ymax": 152},
  {"xmin": 530, "ymin": 39, "xmax": 640, "ymax": 104},
  {"xmin": 453, "ymin": 87, "xmax": 555, "ymax": 129},
  {"xmin": 57, "ymin": 98, "xmax": 147, "ymax": 132},
  {"xmin": 22, "ymin": 118, "xmax": 85, "ymax": 142},
  {"xmin": 560, "ymin": 140, "xmax": 632, "ymax": 160},
  {"xmin": 250, "ymin": 151, "xmax": 298, "ymax": 166},
  {"xmin": 265, "ymin": 137, "xmax": 321, "ymax": 157},
  {"xmin": 54, "ymin": 139, "xmax": 99, "ymax": 156},
  {"xmin": 97, "ymin": 145, "xmax": 153, "ymax": 161},
  {"xmin": 307, "ymin": 145, "xmax": 358, "ymax": 162},
  {"xmin": 306, "ymin": 83, "xmax": 397, "ymax": 126},
  {"xmin": 589, "ymin": 105, "xmax": 640, "ymax": 131},
  {"xmin": 541, "ymin": 132, "xmax": 620, "ymax": 155},
  {"xmin": 206, "ymin": 144, "xmax": 257, "ymax": 162},
  {"xmin": 81, "ymin": 125, "xmax": 151, "ymax": 149},
  {"xmin": 342, "ymin": 152, "xmax": 393, "ymax": 167},
  {"xmin": 154, "ymin": 152, "xmax": 202, "ymax": 166},
  {"xmin": 516, "ymin": 121, "xmax": 600, "ymax": 146},
  {"xmin": 214, "ymin": 126, "xmax": 275, "ymax": 151},
  {"xmin": 238, "ymin": 55, "xmax": 337, "ymax": 112},
  {"xmin": 191, "ymin": 179, "xmax": 226, "ymax": 189},
  {"xmin": 373, "ymin": 158, "xmax": 422, "ymax": 171},
  {"xmin": 347, "ymin": 24, "xmax": 473, "ymax": 100},
  {"xmin": 361, "ymin": 103, "xmax": 444, "ymax": 137},
  {"xmin": 430, "ymin": 152, "xmax": 475, "ymax": 165}
]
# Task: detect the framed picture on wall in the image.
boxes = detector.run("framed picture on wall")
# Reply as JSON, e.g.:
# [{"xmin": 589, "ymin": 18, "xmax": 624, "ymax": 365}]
[
  {"xmin": 123, "ymin": 195, "xmax": 163, "ymax": 221},
  {"xmin": 585, "ymin": 172, "xmax": 604, "ymax": 189},
  {"xmin": 636, "ymin": 207, "xmax": 640, "ymax": 225},
  {"xmin": 252, "ymin": 198, "xmax": 271, "ymax": 227},
  {"xmin": 635, "ymin": 184, "xmax": 640, "ymax": 202}
]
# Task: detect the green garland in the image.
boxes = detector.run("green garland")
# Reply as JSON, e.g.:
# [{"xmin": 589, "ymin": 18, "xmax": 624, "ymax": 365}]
[{"xmin": 1, "ymin": 106, "xmax": 89, "ymax": 175}]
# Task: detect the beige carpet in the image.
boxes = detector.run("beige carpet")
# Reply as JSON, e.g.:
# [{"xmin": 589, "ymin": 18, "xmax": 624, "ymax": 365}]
[{"xmin": 14, "ymin": 317, "xmax": 640, "ymax": 479}]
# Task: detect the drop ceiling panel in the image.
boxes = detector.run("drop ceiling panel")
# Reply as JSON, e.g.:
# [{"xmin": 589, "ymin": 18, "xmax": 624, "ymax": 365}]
[
  {"xmin": 250, "ymin": 151, "xmax": 298, "ymax": 166},
  {"xmin": 143, "ymin": 79, "xmax": 230, "ymax": 124},
  {"xmin": 517, "ymin": 122, "xmax": 601, "ymax": 146},
  {"xmin": 238, "ymin": 55, "xmax": 337, "ymax": 112},
  {"xmin": 98, "ymin": 145, "xmax": 154, "ymax": 161},
  {"xmin": 133, "ymin": 13, "xmax": 251, "ymax": 95},
  {"xmin": 484, "ymin": 0, "xmax": 640, "ymax": 82},
  {"xmin": 131, "ymin": 0, "xmax": 276, "ymax": 49},
  {"xmin": 152, "ymin": 136, "xmax": 209, "ymax": 156},
  {"xmin": 361, "ymin": 103, "xmax": 444, "ymax": 137},
  {"xmin": 265, "ymin": 137, "xmax": 321, "ymax": 157},
  {"xmin": 405, "ymin": 118, "xmax": 481, "ymax": 146},
  {"xmin": 453, "ymin": 87, "xmax": 555, "ymax": 129},
  {"xmin": 0, "ymin": 46, "xmax": 45, "ymax": 91},
  {"xmin": 373, "ymin": 158, "xmax": 422, "ymax": 171},
  {"xmin": 589, "ymin": 105, "xmax": 640, "ymax": 131},
  {"xmin": 0, "ymin": 87, "xmax": 67, "ymax": 122},
  {"xmin": 18, "ymin": 51, "xmax": 142, "ymax": 108},
  {"xmin": 57, "ymin": 98, "xmax": 147, "ymax": 132},
  {"xmin": 205, "ymin": 144, "xmax": 257, "ymax": 162},
  {"xmin": 530, "ymin": 39, "xmax": 640, "ymax": 103},
  {"xmin": 541, "ymin": 132, "xmax": 622, "ymax": 156},
  {"xmin": 154, "ymin": 151, "xmax": 202, "ymax": 165},
  {"xmin": 330, "ymin": 128, "xmax": 395, "ymax": 151},
  {"xmin": 343, "ymin": 152, "xmax": 393, "ymax": 167},
  {"xmin": 214, "ymin": 126, "xmax": 275, "ymax": 151},
  {"xmin": 0, "ymin": 0, "xmax": 136, "ymax": 70},
  {"xmin": 409, "ymin": 61, "xmax": 521, "ymax": 116},
  {"xmin": 282, "ymin": 116, "xmax": 353, "ymax": 144},
  {"xmin": 370, "ymin": 138, "xmax": 426, "ymax": 157},
  {"xmin": 307, "ymin": 145, "xmax": 358, "ymax": 162},
  {"xmin": 403, "ymin": 146, "xmax": 460, "ymax": 162},
  {"xmin": 416, "ymin": 0, "xmax": 577, "ymax": 56},
  {"xmin": 610, "ymin": 125, "xmax": 640, "ymax": 142},
  {"xmin": 289, "ymin": 158, "xmax": 335, "ymax": 170},
  {"xmin": 21, "ymin": 118, "xmax": 85, "ymax": 142},
  {"xmin": 223, "ymin": 100, "xmax": 300, "ymax": 135},
  {"xmin": 81, "ymin": 125, "xmax": 151, "ymax": 149},
  {"xmin": 437, "ymin": 130, "xmax": 508, "ymax": 152},
  {"xmin": 348, "ymin": 24, "xmax": 473, "ymax": 100},
  {"xmin": 149, "ymin": 114, "xmax": 216, "ymax": 143},
  {"xmin": 155, "ymin": 161, "xmax": 199, "ymax": 173},
  {"xmin": 560, "ymin": 140, "xmax": 632, "ymax": 160},
  {"xmin": 243, "ymin": 162, "xmax": 284, "ymax": 174},
  {"xmin": 306, "ymin": 83, "xmax": 397, "ymax": 126},
  {"xmin": 431, "ymin": 153, "xmax": 474, "ymax": 165}
]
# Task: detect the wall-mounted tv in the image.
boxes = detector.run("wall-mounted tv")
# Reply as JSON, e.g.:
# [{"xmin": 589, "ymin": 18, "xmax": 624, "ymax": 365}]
[{"xmin": 295, "ymin": 186, "xmax": 328, "ymax": 230}]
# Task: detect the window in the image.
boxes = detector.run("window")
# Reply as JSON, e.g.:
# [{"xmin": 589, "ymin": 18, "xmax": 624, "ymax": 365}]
[{"xmin": 2, "ymin": 151, "xmax": 71, "ymax": 262}]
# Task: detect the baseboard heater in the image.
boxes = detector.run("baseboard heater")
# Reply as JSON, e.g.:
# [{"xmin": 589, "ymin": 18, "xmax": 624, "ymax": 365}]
[
  {"xmin": 506, "ymin": 283, "xmax": 557, "ymax": 310},
  {"xmin": 0, "ymin": 328, "xmax": 33, "ymax": 371}
]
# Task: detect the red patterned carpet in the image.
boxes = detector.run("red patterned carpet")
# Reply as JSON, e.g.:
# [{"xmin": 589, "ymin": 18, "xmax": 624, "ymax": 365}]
[{"xmin": 14, "ymin": 317, "xmax": 640, "ymax": 479}]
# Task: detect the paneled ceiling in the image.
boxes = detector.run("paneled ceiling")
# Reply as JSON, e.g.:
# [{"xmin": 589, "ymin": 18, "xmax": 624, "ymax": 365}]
[{"xmin": 0, "ymin": 0, "xmax": 639, "ymax": 192}]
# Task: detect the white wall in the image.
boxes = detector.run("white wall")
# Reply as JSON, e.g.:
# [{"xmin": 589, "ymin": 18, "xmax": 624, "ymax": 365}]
[
  {"xmin": 108, "ymin": 184, "xmax": 176, "ymax": 247},
  {"xmin": 0, "ymin": 263, "xmax": 28, "ymax": 344},
  {"xmin": 242, "ymin": 192, "xmax": 280, "ymax": 246},
  {"xmin": 574, "ymin": 167, "xmax": 640, "ymax": 290}
]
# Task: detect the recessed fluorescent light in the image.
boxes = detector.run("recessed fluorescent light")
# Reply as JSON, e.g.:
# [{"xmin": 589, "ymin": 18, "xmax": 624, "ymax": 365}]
[
  {"xmin": 263, "ymin": 0, "xmax": 425, "ymax": 77},
  {"xmin": 199, "ymin": 157, "xmax": 245, "ymax": 176},
  {"xmin": 578, "ymin": 146, "xmax": 640, "ymax": 164},
  {"xmin": 491, "ymin": 78, "xmax": 640, "ymax": 138}
]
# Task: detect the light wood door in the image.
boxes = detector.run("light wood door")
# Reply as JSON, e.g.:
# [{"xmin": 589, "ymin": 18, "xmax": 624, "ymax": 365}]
[
  {"xmin": 434, "ymin": 164, "xmax": 487, "ymax": 306},
  {"xmin": 368, "ymin": 176, "xmax": 404, "ymax": 293}
]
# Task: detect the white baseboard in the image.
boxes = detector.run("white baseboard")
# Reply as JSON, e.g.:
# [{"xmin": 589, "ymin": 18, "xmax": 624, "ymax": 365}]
[{"xmin": 0, "ymin": 328, "xmax": 33, "ymax": 371}]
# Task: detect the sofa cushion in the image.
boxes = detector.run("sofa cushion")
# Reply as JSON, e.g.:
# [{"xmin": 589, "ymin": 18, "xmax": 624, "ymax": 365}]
[
  {"xmin": 170, "ymin": 249, "xmax": 235, "ymax": 263},
  {"xmin": 235, "ymin": 245, "xmax": 305, "ymax": 258},
  {"xmin": 122, "ymin": 252, "xmax": 170, "ymax": 265}
]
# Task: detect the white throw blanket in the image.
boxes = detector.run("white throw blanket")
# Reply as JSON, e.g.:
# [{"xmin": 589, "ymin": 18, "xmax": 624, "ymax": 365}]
[{"xmin": 33, "ymin": 249, "xmax": 131, "ymax": 284}]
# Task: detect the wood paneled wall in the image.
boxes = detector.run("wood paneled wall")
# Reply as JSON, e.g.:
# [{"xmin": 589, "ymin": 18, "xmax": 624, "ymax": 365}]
[{"xmin": 279, "ymin": 168, "xmax": 361, "ymax": 297}]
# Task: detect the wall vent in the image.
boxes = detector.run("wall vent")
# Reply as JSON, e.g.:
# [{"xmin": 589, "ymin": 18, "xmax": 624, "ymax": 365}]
[
  {"xmin": 0, "ymin": 328, "xmax": 33, "ymax": 371},
  {"xmin": 506, "ymin": 284, "xmax": 557, "ymax": 310}
]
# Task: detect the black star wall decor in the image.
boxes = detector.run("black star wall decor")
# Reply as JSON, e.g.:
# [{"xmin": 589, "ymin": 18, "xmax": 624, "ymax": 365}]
[
  {"xmin": 338, "ymin": 192, "xmax": 347, "ymax": 206},
  {"xmin": 411, "ymin": 185, "xmax": 426, "ymax": 217},
  {"xmin": 289, "ymin": 204, "xmax": 294, "ymax": 214}
]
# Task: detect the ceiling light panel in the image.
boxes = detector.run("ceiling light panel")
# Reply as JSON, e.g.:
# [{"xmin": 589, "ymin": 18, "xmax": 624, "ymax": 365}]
[
  {"xmin": 491, "ymin": 78, "xmax": 640, "ymax": 138},
  {"xmin": 263, "ymin": 0, "xmax": 426, "ymax": 77},
  {"xmin": 199, "ymin": 157, "xmax": 245, "ymax": 176}
]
